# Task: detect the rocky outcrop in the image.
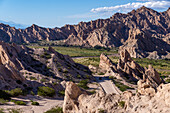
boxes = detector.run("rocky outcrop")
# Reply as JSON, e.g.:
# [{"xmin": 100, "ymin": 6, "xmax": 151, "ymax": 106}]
[
  {"xmin": 0, "ymin": 6, "xmax": 169, "ymax": 58},
  {"xmin": 63, "ymin": 81, "xmax": 170, "ymax": 113},
  {"xmin": 117, "ymin": 49, "xmax": 145, "ymax": 81},
  {"xmin": 99, "ymin": 49, "xmax": 162, "ymax": 87},
  {"xmin": 0, "ymin": 41, "xmax": 92, "ymax": 90},
  {"xmin": 99, "ymin": 53, "xmax": 117, "ymax": 72},
  {"xmin": 137, "ymin": 65, "xmax": 162, "ymax": 96}
]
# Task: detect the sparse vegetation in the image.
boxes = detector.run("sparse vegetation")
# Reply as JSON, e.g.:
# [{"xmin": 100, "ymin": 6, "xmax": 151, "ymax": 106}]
[
  {"xmin": 11, "ymin": 100, "xmax": 26, "ymax": 105},
  {"xmin": 31, "ymin": 101, "xmax": 39, "ymax": 106},
  {"xmin": 0, "ymin": 98, "xmax": 8, "ymax": 104},
  {"xmin": 165, "ymin": 78, "xmax": 170, "ymax": 83},
  {"xmin": 5, "ymin": 88, "xmax": 23, "ymax": 97},
  {"xmin": 98, "ymin": 108, "xmax": 105, "ymax": 113},
  {"xmin": 28, "ymin": 46, "xmax": 117, "ymax": 57},
  {"xmin": 44, "ymin": 106, "xmax": 63, "ymax": 113},
  {"xmin": 74, "ymin": 57, "xmax": 100, "ymax": 67},
  {"xmin": 29, "ymin": 76, "xmax": 37, "ymax": 80},
  {"xmin": 40, "ymin": 78, "xmax": 47, "ymax": 83},
  {"xmin": 0, "ymin": 90, "xmax": 11, "ymax": 99},
  {"xmin": 8, "ymin": 108, "xmax": 21, "ymax": 113},
  {"xmin": 98, "ymin": 72, "xmax": 105, "ymax": 75},
  {"xmin": 38, "ymin": 86, "xmax": 55, "ymax": 97},
  {"xmin": 63, "ymin": 69, "xmax": 68, "ymax": 73},
  {"xmin": 118, "ymin": 101, "xmax": 125, "ymax": 108},
  {"xmin": 77, "ymin": 79, "xmax": 89, "ymax": 89},
  {"xmin": 58, "ymin": 90, "xmax": 65, "ymax": 96},
  {"xmin": 88, "ymin": 90, "xmax": 96, "ymax": 94},
  {"xmin": 109, "ymin": 77, "xmax": 133, "ymax": 92},
  {"xmin": 0, "ymin": 108, "xmax": 4, "ymax": 113}
]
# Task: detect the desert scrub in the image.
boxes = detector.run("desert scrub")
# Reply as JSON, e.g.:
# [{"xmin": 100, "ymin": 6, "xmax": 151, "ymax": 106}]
[
  {"xmin": 8, "ymin": 108, "xmax": 21, "ymax": 113},
  {"xmin": 29, "ymin": 76, "xmax": 37, "ymax": 80},
  {"xmin": 77, "ymin": 79, "xmax": 89, "ymax": 89},
  {"xmin": 63, "ymin": 69, "xmax": 68, "ymax": 73},
  {"xmin": 98, "ymin": 72, "xmax": 105, "ymax": 75},
  {"xmin": 40, "ymin": 78, "xmax": 47, "ymax": 83},
  {"xmin": 98, "ymin": 108, "xmax": 105, "ymax": 113},
  {"xmin": 118, "ymin": 101, "xmax": 125, "ymax": 108},
  {"xmin": 0, "ymin": 98, "xmax": 8, "ymax": 105},
  {"xmin": 44, "ymin": 106, "xmax": 63, "ymax": 113},
  {"xmin": 0, "ymin": 90, "xmax": 11, "ymax": 99},
  {"xmin": 0, "ymin": 108, "xmax": 4, "ymax": 113},
  {"xmin": 73, "ymin": 57, "xmax": 100, "ymax": 67},
  {"xmin": 38, "ymin": 86, "xmax": 55, "ymax": 97},
  {"xmin": 41, "ymin": 52, "xmax": 51, "ymax": 59},
  {"xmin": 31, "ymin": 100, "xmax": 39, "ymax": 106},
  {"xmin": 77, "ymin": 74, "xmax": 81, "ymax": 79},
  {"xmin": 165, "ymin": 78, "xmax": 170, "ymax": 83},
  {"xmin": 58, "ymin": 68, "xmax": 62, "ymax": 72},
  {"xmin": 58, "ymin": 90, "xmax": 65, "ymax": 96},
  {"xmin": 110, "ymin": 77, "xmax": 134, "ymax": 92},
  {"xmin": 6, "ymin": 88, "xmax": 23, "ymax": 97},
  {"xmin": 11, "ymin": 100, "xmax": 26, "ymax": 105},
  {"xmin": 88, "ymin": 90, "xmax": 96, "ymax": 95}
]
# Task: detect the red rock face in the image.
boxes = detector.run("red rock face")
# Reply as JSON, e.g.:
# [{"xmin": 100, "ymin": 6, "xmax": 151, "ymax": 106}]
[{"xmin": 0, "ymin": 6, "xmax": 169, "ymax": 58}]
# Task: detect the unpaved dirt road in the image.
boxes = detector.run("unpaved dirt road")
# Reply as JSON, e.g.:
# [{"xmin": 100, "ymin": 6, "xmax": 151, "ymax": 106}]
[{"xmin": 95, "ymin": 76, "xmax": 121, "ymax": 94}]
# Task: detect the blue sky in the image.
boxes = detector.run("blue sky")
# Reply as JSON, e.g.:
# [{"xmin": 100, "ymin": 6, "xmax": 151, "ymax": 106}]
[{"xmin": 0, "ymin": 0, "xmax": 169, "ymax": 28}]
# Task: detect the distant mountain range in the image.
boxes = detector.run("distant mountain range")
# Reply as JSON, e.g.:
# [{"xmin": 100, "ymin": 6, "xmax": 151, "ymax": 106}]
[
  {"xmin": 0, "ymin": 6, "xmax": 169, "ymax": 59},
  {"xmin": 0, "ymin": 20, "xmax": 28, "ymax": 29}
]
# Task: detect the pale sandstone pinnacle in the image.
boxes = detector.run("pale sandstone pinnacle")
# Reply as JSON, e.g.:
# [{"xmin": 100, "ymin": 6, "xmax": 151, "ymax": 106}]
[{"xmin": 63, "ymin": 81, "xmax": 170, "ymax": 113}]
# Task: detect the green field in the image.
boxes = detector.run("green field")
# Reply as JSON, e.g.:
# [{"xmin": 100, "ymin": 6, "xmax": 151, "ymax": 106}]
[
  {"xmin": 27, "ymin": 46, "xmax": 118, "ymax": 57},
  {"xmin": 28, "ymin": 46, "xmax": 170, "ymax": 77},
  {"xmin": 74, "ymin": 56, "xmax": 170, "ymax": 77}
]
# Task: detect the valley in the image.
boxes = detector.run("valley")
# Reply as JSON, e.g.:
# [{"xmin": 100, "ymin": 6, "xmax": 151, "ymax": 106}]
[{"xmin": 0, "ymin": 5, "xmax": 169, "ymax": 113}]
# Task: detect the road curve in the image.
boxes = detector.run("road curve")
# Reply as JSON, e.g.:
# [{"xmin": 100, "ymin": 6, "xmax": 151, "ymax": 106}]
[{"xmin": 95, "ymin": 76, "xmax": 121, "ymax": 94}]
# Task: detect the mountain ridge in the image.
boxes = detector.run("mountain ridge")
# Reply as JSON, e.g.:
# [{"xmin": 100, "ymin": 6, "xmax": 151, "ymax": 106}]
[{"xmin": 0, "ymin": 6, "xmax": 169, "ymax": 58}]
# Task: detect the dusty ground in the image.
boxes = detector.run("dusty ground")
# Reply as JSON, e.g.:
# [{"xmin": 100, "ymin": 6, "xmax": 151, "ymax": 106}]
[{"xmin": 0, "ymin": 95, "xmax": 64, "ymax": 113}]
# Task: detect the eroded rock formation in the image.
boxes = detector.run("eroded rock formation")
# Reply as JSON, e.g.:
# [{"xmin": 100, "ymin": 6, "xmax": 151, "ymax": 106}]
[
  {"xmin": 0, "ymin": 41, "xmax": 91, "ymax": 90},
  {"xmin": 0, "ymin": 6, "xmax": 169, "ymax": 58},
  {"xmin": 63, "ymin": 81, "xmax": 170, "ymax": 113}
]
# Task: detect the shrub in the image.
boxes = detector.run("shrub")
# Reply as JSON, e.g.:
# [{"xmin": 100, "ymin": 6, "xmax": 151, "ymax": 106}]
[
  {"xmin": 31, "ymin": 101, "xmax": 39, "ymax": 106},
  {"xmin": 118, "ymin": 101, "xmax": 125, "ymax": 108},
  {"xmin": 88, "ymin": 90, "xmax": 96, "ymax": 95},
  {"xmin": 40, "ymin": 79, "xmax": 47, "ymax": 83},
  {"xmin": 30, "ymin": 91, "xmax": 35, "ymax": 96},
  {"xmin": 63, "ymin": 69, "xmax": 68, "ymax": 73},
  {"xmin": 0, "ymin": 98, "xmax": 8, "ymax": 105},
  {"xmin": 98, "ymin": 72, "xmax": 104, "ymax": 75},
  {"xmin": 165, "ymin": 78, "xmax": 170, "ymax": 83},
  {"xmin": 58, "ymin": 90, "xmax": 65, "ymax": 96},
  {"xmin": 0, "ymin": 90, "xmax": 11, "ymax": 99},
  {"xmin": 29, "ymin": 76, "xmax": 37, "ymax": 80},
  {"xmin": 38, "ymin": 86, "xmax": 55, "ymax": 97},
  {"xmin": 85, "ymin": 75, "xmax": 90, "ymax": 79},
  {"xmin": 58, "ymin": 68, "xmax": 62, "ymax": 72},
  {"xmin": 98, "ymin": 108, "xmax": 105, "ymax": 113},
  {"xmin": 77, "ymin": 79, "xmax": 89, "ymax": 89},
  {"xmin": 6, "ymin": 88, "xmax": 23, "ymax": 97},
  {"xmin": 44, "ymin": 106, "xmax": 63, "ymax": 113},
  {"xmin": 14, "ymin": 100, "xmax": 26, "ymax": 105},
  {"xmin": 77, "ymin": 74, "xmax": 81, "ymax": 78},
  {"xmin": 8, "ymin": 108, "xmax": 21, "ymax": 113},
  {"xmin": 0, "ymin": 108, "xmax": 4, "ymax": 113}
]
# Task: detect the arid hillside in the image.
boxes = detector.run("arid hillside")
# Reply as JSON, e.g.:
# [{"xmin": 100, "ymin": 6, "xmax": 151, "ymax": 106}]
[{"xmin": 0, "ymin": 6, "xmax": 169, "ymax": 58}]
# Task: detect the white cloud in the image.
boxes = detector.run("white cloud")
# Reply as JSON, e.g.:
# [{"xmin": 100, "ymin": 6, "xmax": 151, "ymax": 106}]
[
  {"xmin": 91, "ymin": 1, "xmax": 170, "ymax": 13},
  {"xmin": 137, "ymin": 0, "xmax": 170, "ymax": 1}
]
